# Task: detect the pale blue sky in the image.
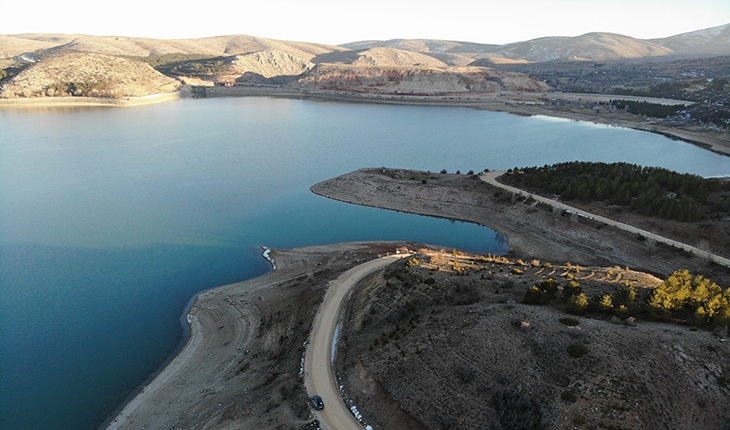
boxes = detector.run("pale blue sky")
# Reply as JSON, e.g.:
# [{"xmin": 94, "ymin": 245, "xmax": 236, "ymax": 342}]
[{"xmin": 5, "ymin": 0, "xmax": 730, "ymax": 45}]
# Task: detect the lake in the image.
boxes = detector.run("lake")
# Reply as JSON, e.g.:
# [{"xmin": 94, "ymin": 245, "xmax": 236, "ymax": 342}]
[{"xmin": 1, "ymin": 97, "xmax": 728, "ymax": 429}]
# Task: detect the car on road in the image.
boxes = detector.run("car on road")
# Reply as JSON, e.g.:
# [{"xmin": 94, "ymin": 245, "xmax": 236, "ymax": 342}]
[{"xmin": 309, "ymin": 395, "xmax": 324, "ymax": 410}]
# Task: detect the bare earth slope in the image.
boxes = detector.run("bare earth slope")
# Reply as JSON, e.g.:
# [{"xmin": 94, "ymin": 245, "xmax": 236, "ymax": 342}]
[
  {"xmin": 650, "ymin": 23, "xmax": 730, "ymax": 59},
  {"xmin": 339, "ymin": 251, "xmax": 730, "ymax": 430},
  {"xmin": 296, "ymin": 64, "xmax": 550, "ymax": 94},
  {"xmin": 0, "ymin": 52, "xmax": 179, "ymax": 98},
  {"xmin": 223, "ymin": 50, "xmax": 314, "ymax": 80}
]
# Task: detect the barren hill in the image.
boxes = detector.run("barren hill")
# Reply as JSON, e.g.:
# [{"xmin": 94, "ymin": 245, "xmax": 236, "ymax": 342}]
[
  {"xmin": 341, "ymin": 39, "xmax": 499, "ymax": 66},
  {"xmin": 483, "ymin": 32, "xmax": 676, "ymax": 62},
  {"xmin": 0, "ymin": 33, "xmax": 346, "ymax": 63},
  {"xmin": 2, "ymin": 23, "xmax": 729, "ymax": 101},
  {"xmin": 0, "ymin": 52, "xmax": 179, "ymax": 98},
  {"xmin": 225, "ymin": 50, "xmax": 314, "ymax": 79},
  {"xmin": 348, "ymin": 33, "xmax": 677, "ymax": 64},
  {"xmin": 342, "ymin": 23, "xmax": 730, "ymax": 64},
  {"xmin": 312, "ymin": 47, "xmax": 447, "ymax": 68},
  {"xmin": 295, "ymin": 64, "xmax": 550, "ymax": 94},
  {"xmin": 650, "ymin": 23, "xmax": 730, "ymax": 59},
  {"xmin": 340, "ymin": 251, "xmax": 730, "ymax": 430}
]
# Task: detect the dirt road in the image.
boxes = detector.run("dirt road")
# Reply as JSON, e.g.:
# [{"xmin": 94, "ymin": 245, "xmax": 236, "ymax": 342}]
[
  {"xmin": 304, "ymin": 255, "xmax": 405, "ymax": 430},
  {"xmin": 480, "ymin": 171, "xmax": 730, "ymax": 268}
]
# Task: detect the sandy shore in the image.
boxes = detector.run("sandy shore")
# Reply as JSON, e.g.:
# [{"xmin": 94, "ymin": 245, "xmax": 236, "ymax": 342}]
[
  {"xmin": 0, "ymin": 92, "xmax": 181, "ymax": 109},
  {"xmin": 103, "ymin": 242, "xmax": 413, "ymax": 430}
]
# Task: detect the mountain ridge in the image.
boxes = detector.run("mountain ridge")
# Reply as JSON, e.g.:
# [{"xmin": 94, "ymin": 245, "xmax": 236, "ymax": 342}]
[
  {"xmin": 1, "ymin": 23, "xmax": 728, "ymax": 100},
  {"xmin": 3, "ymin": 22, "xmax": 729, "ymax": 66}
]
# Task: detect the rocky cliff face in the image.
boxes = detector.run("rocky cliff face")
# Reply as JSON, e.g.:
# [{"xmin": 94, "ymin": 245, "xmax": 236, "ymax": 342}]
[
  {"xmin": 218, "ymin": 50, "xmax": 313, "ymax": 82},
  {"xmin": 295, "ymin": 64, "xmax": 550, "ymax": 94},
  {"xmin": 1, "ymin": 52, "xmax": 179, "ymax": 98}
]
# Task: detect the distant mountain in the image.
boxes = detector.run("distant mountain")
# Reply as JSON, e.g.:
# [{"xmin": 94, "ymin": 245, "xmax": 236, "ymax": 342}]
[
  {"xmin": 342, "ymin": 22, "xmax": 730, "ymax": 63},
  {"xmin": 1, "ymin": 34, "xmax": 346, "ymax": 63},
  {"xmin": 480, "ymin": 32, "xmax": 674, "ymax": 62},
  {"xmin": 311, "ymin": 47, "xmax": 448, "ymax": 67},
  {"xmin": 340, "ymin": 39, "xmax": 499, "ymax": 66},
  {"xmin": 2, "ymin": 23, "xmax": 729, "ymax": 100},
  {"xmin": 650, "ymin": 23, "xmax": 730, "ymax": 58}
]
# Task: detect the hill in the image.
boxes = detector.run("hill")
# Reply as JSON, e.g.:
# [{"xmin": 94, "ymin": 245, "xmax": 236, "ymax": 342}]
[
  {"xmin": 1, "ymin": 23, "xmax": 729, "ymax": 102},
  {"xmin": 650, "ymin": 23, "xmax": 730, "ymax": 59},
  {"xmin": 342, "ymin": 22, "xmax": 730, "ymax": 64},
  {"xmin": 294, "ymin": 64, "xmax": 549, "ymax": 94},
  {"xmin": 340, "ymin": 250, "xmax": 730, "ymax": 430},
  {"xmin": 0, "ymin": 52, "xmax": 179, "ymax": 98}
]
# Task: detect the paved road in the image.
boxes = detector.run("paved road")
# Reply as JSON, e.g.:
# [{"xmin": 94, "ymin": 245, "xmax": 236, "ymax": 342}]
[
  {"xmin": 480, "ymin": 171, "xmax": 730, "ymax": 268},
  {"xmin": 304, "ymin": 255, "xmax": 405, "ymax": 430}
]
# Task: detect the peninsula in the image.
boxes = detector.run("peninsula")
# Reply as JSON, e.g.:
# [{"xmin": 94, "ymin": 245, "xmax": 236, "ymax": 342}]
[{"xmin": 106, "ymin": 168, "xmax": 730, "ymax": 429}]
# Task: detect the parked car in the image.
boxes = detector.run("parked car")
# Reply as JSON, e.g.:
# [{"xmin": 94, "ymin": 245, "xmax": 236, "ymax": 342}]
[{"xmin": 309, "ymin": 395, "xmax": 324, "ymax": 410}]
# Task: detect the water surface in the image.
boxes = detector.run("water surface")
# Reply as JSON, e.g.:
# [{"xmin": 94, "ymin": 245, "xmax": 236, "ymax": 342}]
[{"xmin": 1, "ymin": 97, "xmax": 728, "ymax": 429}]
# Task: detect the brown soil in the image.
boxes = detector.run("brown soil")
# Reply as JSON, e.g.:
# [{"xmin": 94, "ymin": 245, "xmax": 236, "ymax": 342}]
[{"xmin": 339, "ymin": 251, "xmax": 730, "ymax": 430}]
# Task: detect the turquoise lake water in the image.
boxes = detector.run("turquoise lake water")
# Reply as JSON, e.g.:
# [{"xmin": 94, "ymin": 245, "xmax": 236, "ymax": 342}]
[{"xmin": 1, "ymin": 97, "xmax": 728, "ymax": 429}]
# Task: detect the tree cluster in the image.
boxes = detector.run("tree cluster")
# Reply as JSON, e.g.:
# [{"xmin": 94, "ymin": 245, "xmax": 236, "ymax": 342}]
[
  {"xmin": 609, "ymin": 99, "xmax": 684, "ymax": 118},
  {"xmin": 522, "ymin": 268, "xmax": 728, "ymax": 329},
  {"xmin": 524, "ymin": 275, "xmax": 638, "ymax": 320},
  {"xmin": 503, "ymin": 161, "xmax": 730, "ymax": 222},
  {"xmin": 161, "ymin": 57, "xmax": 228, "ymax": 76},
  {"xmin": 648, "ymin": 269, "xmax": 730, "ymax": 328},
  {"xmin": 46, "ymin": 81, "xmax": 111, "ymax": 97},
  {"xmin": 615, "ymin": 77, "xmax": 730, "ymax": 105},
  {"xmin": 128, "ymin": 53, "xmax": 219, "ymax": 70}
]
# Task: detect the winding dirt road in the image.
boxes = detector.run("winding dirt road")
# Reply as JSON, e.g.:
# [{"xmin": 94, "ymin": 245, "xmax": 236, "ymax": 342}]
[
  {"xmin": 480, "ymin": 171, "xmax": 730, "ymax": 268},
  {"xmin": 304, "ymin": 255, "xmax": 404, "ymax": 430}
]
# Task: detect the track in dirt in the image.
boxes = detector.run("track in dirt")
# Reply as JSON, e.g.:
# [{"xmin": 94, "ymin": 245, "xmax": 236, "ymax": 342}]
[{"xmin": 304, "ymin": 255, "xmax": 405, "ymax": 430}]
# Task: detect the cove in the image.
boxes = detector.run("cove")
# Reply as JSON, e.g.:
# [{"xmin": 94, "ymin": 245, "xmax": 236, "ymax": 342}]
[{"xmin": 1, "ymin": 97, "xmax": 728, "ymax": 429}]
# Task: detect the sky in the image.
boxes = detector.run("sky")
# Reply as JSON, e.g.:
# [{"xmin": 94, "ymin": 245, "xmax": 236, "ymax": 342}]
[{"xmin": 4, "ymin": 0, "xmax": 730, "ymax": 45}]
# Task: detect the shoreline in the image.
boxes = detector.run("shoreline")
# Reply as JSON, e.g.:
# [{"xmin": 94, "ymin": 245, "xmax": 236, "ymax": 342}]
[
  {"xmin": 310, "ymin": 168, "xmax": 730, "ymax": 287},
  {"xmin": 99, "ymin": 246, "xmax": 277, "ymax": 429},
  {"xmin": 194, "ymin": 87, "xmax": 730, "ymax": 158},
  {"xmin": 3, "ymin": 87, "xmax": 728, "ymax": 157},
  {"xmin": 102, "ymin": 169, "xmax": 729, "ymax": 428},
  {"xmin": 103, "ymin": 241, "xmax": 413, "ymax": 429},
  {"xmin": 0, "ymin": 91, "xmax": 181, "ymax": 109}
]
